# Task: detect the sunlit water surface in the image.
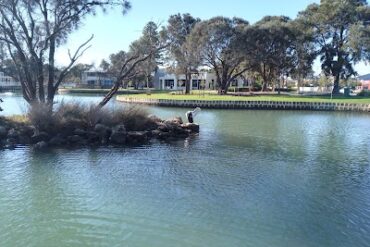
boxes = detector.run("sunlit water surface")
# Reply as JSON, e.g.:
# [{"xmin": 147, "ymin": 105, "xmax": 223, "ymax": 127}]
[{"xmin": 1, "ymin": 93, "xmax": 370, "ymax": 247}]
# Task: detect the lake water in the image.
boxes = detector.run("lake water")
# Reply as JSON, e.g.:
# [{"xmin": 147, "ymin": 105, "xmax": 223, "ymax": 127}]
[{"xmin": 1, "ymin": 93, "xmax": 370, "ymax": 247}]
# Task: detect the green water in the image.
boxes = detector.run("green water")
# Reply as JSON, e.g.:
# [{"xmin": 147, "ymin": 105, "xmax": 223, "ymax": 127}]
[{"xmin": 1, "ymin": 93, "xmax": 370, "ymax": 247}]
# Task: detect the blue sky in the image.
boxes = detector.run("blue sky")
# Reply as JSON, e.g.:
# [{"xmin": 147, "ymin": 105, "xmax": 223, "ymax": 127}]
[{"xmin": 56, "ymin": 0, "xmax": 369, "ymax": 75}]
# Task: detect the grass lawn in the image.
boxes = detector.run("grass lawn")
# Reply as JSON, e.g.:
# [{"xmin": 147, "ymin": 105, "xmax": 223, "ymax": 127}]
[
  {"xmin": 119, "ymin": 92, "xmax": 370, "ymax": 104},
  {"xmin": 58, "ymin": 88, "xmax": 167, "ymax": 94}
]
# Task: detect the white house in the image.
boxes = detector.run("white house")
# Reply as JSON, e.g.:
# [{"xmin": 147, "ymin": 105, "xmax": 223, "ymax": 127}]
[
  {"xmin": 155, "ymin": 69, "xmax": 248, "ymax": 91},
  {"xmin": 80, "ymin": 69, "xmax": 115, "ymax": 89},
  {"xmin": 0, "ymin": 72, "xmax": 21, "ymax": 89}
]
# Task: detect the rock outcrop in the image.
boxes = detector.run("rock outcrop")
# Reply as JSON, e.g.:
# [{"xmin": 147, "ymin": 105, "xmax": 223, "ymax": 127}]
[{"xmin": 0, "ymin": 116, "xmax": 199, "ymax": 150}]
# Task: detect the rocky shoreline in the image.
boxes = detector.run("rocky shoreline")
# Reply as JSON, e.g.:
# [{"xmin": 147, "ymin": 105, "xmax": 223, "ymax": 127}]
[{"xmin": 0, "ymin": 116, "xmax": 199, "ymax": 150}]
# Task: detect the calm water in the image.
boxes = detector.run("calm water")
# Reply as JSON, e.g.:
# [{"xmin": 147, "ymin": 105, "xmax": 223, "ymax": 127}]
[{"xmin": 1, "ymin": 93, "xmax": 370, "ymax": 247}]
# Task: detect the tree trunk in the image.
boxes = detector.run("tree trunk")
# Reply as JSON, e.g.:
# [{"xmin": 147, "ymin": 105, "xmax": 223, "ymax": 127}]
[
  {"xmin": 332, "ymin": 73, "xmax": 340, "ymax": 95},
  {"xmin": 47, "ymin": 38, "xmax": 56, "ymax": 106},
  {"xmin": 218, "ymin": 85, "xmax": 227, "ymax": 95},
  {"xmin": 261, "ymin": 81, "xmax": 268, "ymax": 92},
  {"xmin": 98, "ymin": 83, "xmax": 120, "ymax": 109},
  {"xmin": 185, "ymin": 72, "xmax": 191, "ymax": 94}
]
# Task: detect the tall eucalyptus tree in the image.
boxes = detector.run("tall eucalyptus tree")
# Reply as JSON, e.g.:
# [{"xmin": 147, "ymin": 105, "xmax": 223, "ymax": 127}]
[{"xmin": 298, "ymin": 0, "xmax": 370, "ymax": 94}]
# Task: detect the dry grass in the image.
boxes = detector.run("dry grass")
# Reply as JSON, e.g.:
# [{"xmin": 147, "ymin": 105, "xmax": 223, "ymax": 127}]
[
  {"xmin": 27, "ymin": 102, "xmax": 156, "ymax": 133},
  {"xmin": 110, "ymin": 105, "xmax": 156, "ymax": 131}
]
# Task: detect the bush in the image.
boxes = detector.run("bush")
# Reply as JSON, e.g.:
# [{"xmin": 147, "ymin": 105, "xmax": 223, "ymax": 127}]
[
  {"xmin": 27, "ymin": 102, "xmax": 156, "ymax": 133},
  {"xmin": 110, "ymin": 105, "xmax": 155, "ymax": 131},
  {"xmin": 357, "ymin": 90, "xmax": 370, "ymax": 97},
  {"xmin": 252, "ymin": 82, "xmax": 262, "ymax": 91},
  {"xmin": 27, "ymin": 103, "xmax": 55, "ymax": 132}
]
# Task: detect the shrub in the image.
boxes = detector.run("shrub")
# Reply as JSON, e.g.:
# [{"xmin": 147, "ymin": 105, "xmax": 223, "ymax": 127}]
[
  {"xmin": 110, "ymin": 105, "xmax": 156, "ymax": 131},
  {"xmin": 357, "ymin": 90, "xmax": 370, "ymax": 97},
  {"xmin": 27, "ymin": 103, "xmax": 55, "ymax": 133},
  {"xmin": 252, "ymin": 82, "xmax": 262, "ymax": 91},
  {"xmin": 27, "ymin": 102, "xmax": 156, "ymax": 133}
]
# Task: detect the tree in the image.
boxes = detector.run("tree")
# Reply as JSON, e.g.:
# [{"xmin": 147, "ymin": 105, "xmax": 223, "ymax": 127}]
[
  {"xmin": 244, "ymin": 16, "xmax": 296, "ymax": 92},
  {"xmin": 163, "ymin": 13, "xmax": 200, "ymax": 94},
  {"xmin": 63, "ymin": 63, "xmax": 93, "ymax": 85},
  {"xmin": 188, "ymin": 17, "xmax": 250, "ymax": 94},
  {"xmin": 289, "ymin": 19, "xmax": 317, "ymax": 88},
  {"xmin": 0, "ymin": 0, "xmax": 131, "ymax": 110},
  {"xmin": 98, "ymin": 24, "xmax": 167, "ymax": 108},
  {"xmin": 298, "ymin": 0, "xmax": 370, "ymax": 94},
  {"xmin": 129, "ymin": 21, "xmax": 162, "ymax": 89}
]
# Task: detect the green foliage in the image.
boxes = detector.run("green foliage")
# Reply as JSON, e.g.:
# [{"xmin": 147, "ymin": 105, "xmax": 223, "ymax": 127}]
[
  {"xmin": 298, "ymin": 0, "xmax": 370, "ymax": 93},
  {"xmin": 244, "ymin": 16, "xmax": 297, "ymax": 91},
  {"xmin": 188, "ymin": 17, "xmax": 250, "ymax": 94},
  {"xmin": 0, "ymin": 0, "xmax": 131, "ymax": 106},
  {"xmin": 252, "ymin": 82, "xmax": 262, "ymax": 91},
  {"xmin": 357, "ymin": 90, "xmax": 370, "ymax": 97},
  {"xmin": 162, "ymin": 13, "xmax": 201, "ymax": 93}
]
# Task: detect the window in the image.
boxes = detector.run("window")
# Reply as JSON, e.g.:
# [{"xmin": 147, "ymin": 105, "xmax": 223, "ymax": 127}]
[
  {"xmin": 192, "ymin": 79, "xmax": 199, "ymax": 88},
  {"xmin": 177, "ymin": 80, "xmax": 186, "ymax": 87},
  {"xmin": 231, "ymin": 79, "xmax": 238, "ymax": 87},
  {"xmin": 165, "ymin": 79, "xmax": 174, "ymax": 88}
]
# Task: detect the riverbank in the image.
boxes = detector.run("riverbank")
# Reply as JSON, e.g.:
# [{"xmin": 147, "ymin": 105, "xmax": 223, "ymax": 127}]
[{"xmin": 117, "ymin": 94, "xmax": 370, "ymax": 112}]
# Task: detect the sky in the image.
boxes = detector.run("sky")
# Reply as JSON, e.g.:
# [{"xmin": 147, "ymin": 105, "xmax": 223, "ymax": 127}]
[{"xmin": 55, "ymin": 0, "xmax": 369, "ymax": 76}]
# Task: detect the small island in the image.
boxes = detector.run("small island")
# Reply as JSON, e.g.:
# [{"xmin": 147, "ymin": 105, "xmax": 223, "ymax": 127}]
[{"xmin": 0, "ymin": 104, "xmax": 199, "ymax": 150}]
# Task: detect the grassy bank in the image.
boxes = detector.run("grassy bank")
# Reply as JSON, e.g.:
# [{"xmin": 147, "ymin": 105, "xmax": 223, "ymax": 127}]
[
  {"xmin": 58, "ymin": 88, "xmax": 168, "ymax": 95},
  {"xmin": 118, "ymin": 93, "xmax": 370, "ymax": 104}
]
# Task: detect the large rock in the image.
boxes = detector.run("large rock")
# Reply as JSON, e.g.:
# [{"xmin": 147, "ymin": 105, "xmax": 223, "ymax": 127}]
[
  {"xmin": 73, "ymin": 128, "xmax": 89, "ymax": 137},
  {"xmin": 18, "ymin": 125, "xmax": 34, "ymax": 137},
  {"xmin": 49, "ymin": 136, "xmax": 66, "ymax": 146},
  {"xmin": 165, "ymin": 117, "xmax": 183, "ymax": 125},
  {"xmin": 7, "ymin": 128, "xmax": 18, "ymax": 139},
  {"xmin": 67, "ymin": 135, "xmax": 86, "ymax": 145},
  {"xmin": 34, "ymin": 141, "xmax": 48, "ymax": 150},
  {"xmin": 94, "ymin": 124, "xmax": 110, "ymax": 136},
  {"xmin": 94, "ymin": 124, "xmax": 111, "ymax": 144},
  {"xmin": 31, "ymin": 132, "xmax": 50, "ymax": 143},
  {"xmin": 157, "ymin": 131, "xmax": 172, "ymax": 140},
  {"xmin": 0, "ymin": 126, "xmax": 7, "ymax": 138},
  {"xmin": 109, "ymin": 125, "xmax": 127, "ymax": 144},
  {"xmin": 87, "ymin": 131, "xmax": 100, "ymax": 144},
  {"xmin": 148, "ymin": 114, "xmax": 163, "ymax": 123},
  {"xmin": 127, "ymin": 131, "xmax": 148, "ymax": 144},
  {"xmin": 181, "ymin": 123, "xmax": 200, "ymax": 133}
]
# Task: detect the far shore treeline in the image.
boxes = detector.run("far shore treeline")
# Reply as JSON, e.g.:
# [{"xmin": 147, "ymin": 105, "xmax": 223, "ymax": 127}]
[{"xmin": 0, "ymin": 0, "xmax": 370, "ymax": 112}]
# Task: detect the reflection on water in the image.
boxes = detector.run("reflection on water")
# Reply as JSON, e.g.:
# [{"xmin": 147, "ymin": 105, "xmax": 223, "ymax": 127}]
[{"xmin": 1, "ymin": 94, "xmax": 370, "ymax": 247}]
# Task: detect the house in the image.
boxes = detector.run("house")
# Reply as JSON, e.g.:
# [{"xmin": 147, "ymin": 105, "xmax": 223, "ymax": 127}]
[
  {"xmin": 154, "ymin": 68, "xmax": 248, "ymax": 91},
  {"xmin": 0, "ymin": 72, "xmax": 21, "ymax": 90},
  {"xmin": 358, "ymin": 74, "xmax": 370, "ymax": 90},
  {"xmin": 80, "ymin": 69, "xmax": 115, "ymax": 89}
]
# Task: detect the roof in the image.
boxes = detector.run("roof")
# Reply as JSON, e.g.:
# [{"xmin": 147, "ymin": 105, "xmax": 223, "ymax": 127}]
[{"xmin": 358, "ymin": 73, "xmax": 370, "ymax": 81}]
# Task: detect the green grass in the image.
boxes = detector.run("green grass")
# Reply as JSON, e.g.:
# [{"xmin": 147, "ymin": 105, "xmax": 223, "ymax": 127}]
[
  {"xmin": 58, "ymin": 88, "xmax": 168, "ymax": 95},
  {"xmin": 118, "ymin": 92, "xmax": 370, "ymax": 104}
]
